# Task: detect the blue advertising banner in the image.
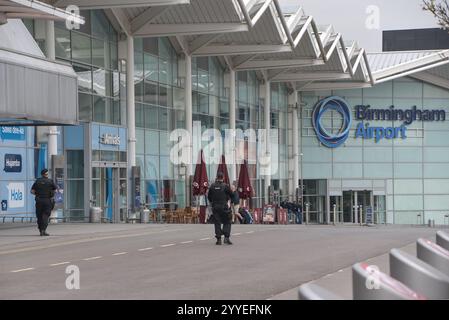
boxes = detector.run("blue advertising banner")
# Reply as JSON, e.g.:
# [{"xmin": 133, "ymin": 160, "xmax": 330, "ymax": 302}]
[
  {"xmin": 4, "ymin": 154, "xmax": 22, "ymax": 173},
  {"xmin": 0, "ymin": 127, "xmax": 26, "ymax": 141}
]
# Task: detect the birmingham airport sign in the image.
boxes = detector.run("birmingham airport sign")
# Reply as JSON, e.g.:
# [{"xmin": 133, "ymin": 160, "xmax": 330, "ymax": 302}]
[{"xmin": 312, "ymin": 96, "xmax": 446, "ymax": 148}]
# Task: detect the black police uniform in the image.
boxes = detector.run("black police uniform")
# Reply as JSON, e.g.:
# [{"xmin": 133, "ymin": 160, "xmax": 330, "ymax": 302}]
[
  {"xmin": 207, "ymin": 181, "xmax": 232, "ymax": 243},
  {"xmin": 31, "ymin": 177, "xmax": 57, "ymax": 234}
]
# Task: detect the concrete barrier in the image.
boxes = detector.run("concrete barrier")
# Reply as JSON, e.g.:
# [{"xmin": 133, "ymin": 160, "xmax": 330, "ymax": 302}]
[
  {"xmin": 298, "ymin": 283, "xmax": 343, "ymax": 300},
  {"xmin": 436, "ymin": 231, "xmax": 449, "ymax": 251},
  {"xmin": 352, "ymin": 263, "xmax": 426, "ymax": 300},
  {"xmin": 417, "ymin": 238, "xmax": 449, "ymax": 277},
  {"xmin": 390, "ymin": 248, "xmax": 449, "ymax": 299}
]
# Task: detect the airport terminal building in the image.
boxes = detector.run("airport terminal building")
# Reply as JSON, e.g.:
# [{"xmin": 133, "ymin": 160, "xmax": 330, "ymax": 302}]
[{"xmin": 2, "ymin": 0, "xmax": 449, "ymax": 226}]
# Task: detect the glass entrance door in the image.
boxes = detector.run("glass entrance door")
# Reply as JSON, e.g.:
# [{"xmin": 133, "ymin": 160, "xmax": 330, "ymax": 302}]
[
  {"xmin": 92, "ymin": 167, "xmax": 125, "ymax": 223},
  {"xmin": 330, "ymin": 196, "xmax": 343, "ymax": 223},
  {"xmin": 342, "ymin": 190, "xmax": 373, "ymax": 223}
]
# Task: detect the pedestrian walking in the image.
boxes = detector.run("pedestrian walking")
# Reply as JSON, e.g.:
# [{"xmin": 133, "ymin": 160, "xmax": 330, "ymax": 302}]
[
  {"xmin": 31, "ymin": 169, "xmax": 57, "ymax": 236},
  {"xmin": 207, "ymin": 172, "xmax": 233, "ymax": 245},
  {"xmin": 230, "ymin": 184, "xmax": 243, "ymax": 223}
]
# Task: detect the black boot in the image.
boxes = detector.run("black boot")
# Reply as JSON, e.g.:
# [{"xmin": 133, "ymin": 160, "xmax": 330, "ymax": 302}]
[
  {"xmin": 215, "ymin": 237, "xmax": 222, "ymax": 245},
  {"xmin": 42, "ymin": 230, "xmax": 50, "ymax": 236},
  {"xmin": 224, "ymin": 237, "xmax": 233, "ymax": 245},
  {"xmin": 39, "ymin": 230, "xmax": 44, "ymax": 236}
]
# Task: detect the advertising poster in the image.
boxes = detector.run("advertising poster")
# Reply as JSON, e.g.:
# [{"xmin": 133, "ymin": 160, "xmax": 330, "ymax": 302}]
[{"xmin": 263, "ymin": 205, "xmax": 275, "ymax": 223}]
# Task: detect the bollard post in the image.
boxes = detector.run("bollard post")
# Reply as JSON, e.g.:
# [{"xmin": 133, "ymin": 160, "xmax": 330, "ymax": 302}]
[
  {"xmin": 352, "ymin": 263, "xmax": 426, "ymax": 300},
  {"xmin": 298, "ymin": 283, "xmax": 343, "ymax": 300},
  {"xmin": 436, "ymin": 230, "xmax": 449, "ymax": 251},
  {"xmin": 389, "ymin": 248, "xmax": 449, "ymax": 299},
  {"xmin": 334, "ymin": 204, "xmax": 337, "ymax": 226},
  {"xmin": 305, "ymin": 203, "xmax": 310, "ymax": 225},
  {"xmin": 416, "ymin": 238, "xmax": 449, "ymax": 277}
]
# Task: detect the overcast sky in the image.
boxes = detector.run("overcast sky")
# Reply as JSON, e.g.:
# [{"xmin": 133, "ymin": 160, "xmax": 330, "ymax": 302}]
[{"xmin": 279, "ymin": 0, "xmax": 440, "ymax": 52}]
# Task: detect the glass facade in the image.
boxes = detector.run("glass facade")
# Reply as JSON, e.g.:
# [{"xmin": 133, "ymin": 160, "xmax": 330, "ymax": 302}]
[
  {"xmin": 134, "ymin": 37, "xmax": 184, "ymax": 209},
  {"xmin": 54, "ymin": 10, "xmax": 126, "ymax": 126},
  {"xmin": 301, "ymin": 77, "xmax": 449, "ymax": 225}
]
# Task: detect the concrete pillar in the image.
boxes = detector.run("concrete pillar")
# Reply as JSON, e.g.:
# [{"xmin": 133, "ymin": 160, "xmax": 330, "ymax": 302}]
[
  {"xmin": 291, "ymin": 90, "xmax": 299, "ymax": 202},
  {"xmin": 229, "ymin": 68, "xmax": 236, "ymax": 183},
  {"xmin": 127, "ymin": 35, "xmax": 136, "ymax": 167},
  {"xmin": 45, "ymin": 20, "xmax": 58, "ymax": 171},
  {"xmin": 185, "ymin": 54, "xmax": 193, "ymax": 206},
  {"xmin": 264, "ymin": 80, "xmax": 271, "ymax": 204}
]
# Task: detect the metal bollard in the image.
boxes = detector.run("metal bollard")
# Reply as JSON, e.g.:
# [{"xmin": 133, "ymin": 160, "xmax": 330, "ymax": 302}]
[
  {"xmin": 389, "ymin": 248, "xmax": 449, "ymax": 299},
  {"xmin": 305, "ymin": 203, "xmax": 309, "ymax": 225},
  {"xmin": 298, "ymin": 283, "xmax": 343, "ymax": 300},
  {"xmin": 416, "ymin": 238, "xmax": 449, "ymax": 277},
  {"xmin": 436, "ymin": 231, "xmax": 449, "ymax": 251},
  {"xmin": 333, "ymin": 204, "xmax": 337, "ymax": 226},
  {"xmin": 352, "ymin": 263, "xmax": 426, "ymax": 300}
]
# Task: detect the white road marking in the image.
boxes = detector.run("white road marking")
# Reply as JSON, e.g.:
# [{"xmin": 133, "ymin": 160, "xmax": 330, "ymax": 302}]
[
  {"xmin": 338, "ymin": 269, "xmax": 344, "ymax": 273},
  {"xmin": 0, "ymin": 228, "xmax": 187, "ymax": 256},
  {"xmin": 246, "ymin": 231, "xmax": 254, "ymax": 234},
  {"xmin": 11, "ymin": 268, "xmax": 35, "ymax": 273},
  {"xmin": 161, "ymin": 244, "xmax": 175, "ymax": 248},
  {"xmin": 180, "ymin": 241, "xmax": 193, "ymax": 244},
  {"xmin": 138, "ymin": 247, "xmax": 153, "ymax": 251},
  {"xmin": 232, "ymin": 233, "xmax": 242, "ymax": 236},
  {"xmin": 199, "ymin": 238, "xmax": 211, "ymax": 241},
  {"xmin": 83, "ymin": 256, "xmax": 102, "ymax": 261},
  {"xmin": 112, "ymin": 252, "xmax": 127, "ymax": 256},
  {"xmin": 50, "ymin": 262, "xmax": 70, "ymax": 267}
]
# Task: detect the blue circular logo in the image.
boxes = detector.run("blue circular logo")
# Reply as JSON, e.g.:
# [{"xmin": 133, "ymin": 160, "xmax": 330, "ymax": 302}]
[{"xmin": 312, "ymin": 96, "xmax": 352, "ymax": 148}]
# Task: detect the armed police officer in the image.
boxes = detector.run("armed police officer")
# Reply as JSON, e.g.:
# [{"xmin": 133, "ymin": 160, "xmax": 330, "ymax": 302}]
[
  {"xmin": 31, "ymin": 169, "xmax": 57, "ymax": 236},
  {"xmin": 207, "ymin": 172, "xmax": 233, "ymax": 245}
]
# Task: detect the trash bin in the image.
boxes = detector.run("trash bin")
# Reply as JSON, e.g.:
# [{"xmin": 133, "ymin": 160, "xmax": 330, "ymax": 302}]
[
  {"xmin": 89, "ymin": 206, "xmax": 102, "ymax": 223},
  {"xmin": 140, "ymin": 206, "xmax": 150, "ymax": 223}
]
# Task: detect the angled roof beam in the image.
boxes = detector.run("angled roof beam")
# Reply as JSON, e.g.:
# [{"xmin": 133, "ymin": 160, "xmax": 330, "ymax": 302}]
[
  {"xmin": 192, "ymin": 44, "xmax": 291, "ymax": 56},
  {"xmin": 363, "ymin": 50, "xmax": 375, "ymax": 85},
  {"xmin": 231, "ymin": 54, "xmax": 258, "ymax": 69},
  {"xmin": 273, "ymin": 0, "xmax": 294, "ymax": 47},
  {"xmin": 324, "ymin": 33, "xmax": 341, "ymax": 61},
  {"xmin": 237, "ymin": 0, "xmax": 272, "ymax": 28},
  {"xmin": 130, "ymin": 6, "xmax": 169, "ymax": 34},
  {"xmin": 250, "ymin": 0, "xmax": 272, "ymax": 26},
  {"xmin": 287, "ymin": 6, "xmax": 305, "ymax": 31},
  {"xmin": 310, "ymin": 20, "xmax": 327, "ymax": 61},
  {"xmin": 352, "ymin": 48, "xmax": 366, "ymax": 74},
  {"xmin": 134, "ymin": 23, "xmax": 248, "ymax": 37},
  {"xmin": 189, "ymin": 34, "xmax": 223, "ymax": 55},
  {"xmin": 293, "ymin": 16, "xmax": 313, "ymax": 47},
  {"xmin": 110, "ymin": 7, "xmax": 131, "ymax": 35},
  {"xmin": 272, "ymin": 72, "xmax": 352, "ymax": 82},
  {"xmin": 340, "ymin": 36, "xmax": 354, "ymax": 76},
  {"xmin": 299, "ymin": 82, "xmax": 372, "ymax": 91},
  {"xmin": 236, "ymin": 58, "xmax": 324, "ymax": 70},
  {"xmin": 54, "ymin": 0, "xmax": 189, "ymax": 9}
]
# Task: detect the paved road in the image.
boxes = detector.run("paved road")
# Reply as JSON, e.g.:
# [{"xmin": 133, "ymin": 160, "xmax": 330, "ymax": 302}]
[{"xmin": 0, "ymin": 223, "xmax": 438, "ymax": 300}]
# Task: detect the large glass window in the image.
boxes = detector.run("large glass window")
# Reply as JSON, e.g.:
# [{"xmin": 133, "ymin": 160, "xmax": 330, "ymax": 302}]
[{"xmin": 54, "ymin": 10, "xmax": 123, "ymax": 125}]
